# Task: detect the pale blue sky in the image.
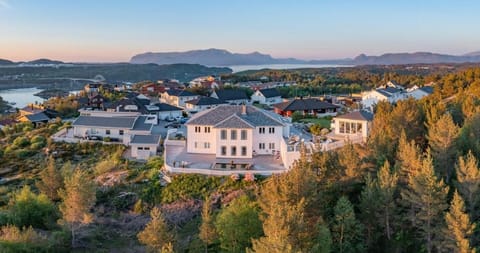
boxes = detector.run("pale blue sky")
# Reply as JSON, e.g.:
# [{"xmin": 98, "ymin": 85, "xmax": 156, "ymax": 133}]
[{"xmin": 1, "ymin": 0, "xmax": 479, "ymax": 62}]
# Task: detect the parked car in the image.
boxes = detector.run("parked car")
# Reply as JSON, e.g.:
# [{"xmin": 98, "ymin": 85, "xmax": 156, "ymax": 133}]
[
  {"xmin": 178, "ymin": 117, "xmax": 188, "ymax": 124},
  {"xmin": 165, "ymin": 122, "xmax": 181, "ymax": 128},
  {"xmin": 165, "ymin": 116, "xmax": 175, "ymax": 122}
]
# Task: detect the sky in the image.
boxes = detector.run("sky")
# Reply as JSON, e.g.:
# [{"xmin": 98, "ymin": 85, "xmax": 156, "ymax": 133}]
[{"xmin": 1, "ymin": 0, "xmax": 480, "ymax": 62}]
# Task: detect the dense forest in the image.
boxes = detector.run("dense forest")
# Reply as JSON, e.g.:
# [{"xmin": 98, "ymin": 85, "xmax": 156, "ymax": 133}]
[{"xmin": 1, "ymin": 67, "xmax": 480, "ymax": 252}]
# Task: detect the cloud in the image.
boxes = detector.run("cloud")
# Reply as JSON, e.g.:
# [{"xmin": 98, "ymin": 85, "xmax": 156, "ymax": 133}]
[{"xmin": 0, "ymin": 0, "xmax": 11, "ymax": 9}]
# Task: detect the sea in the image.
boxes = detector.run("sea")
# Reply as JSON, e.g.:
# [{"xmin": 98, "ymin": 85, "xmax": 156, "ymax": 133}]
[{"xmin": 0, "ymin": 87, "xmax": 81, "ymax": 109}]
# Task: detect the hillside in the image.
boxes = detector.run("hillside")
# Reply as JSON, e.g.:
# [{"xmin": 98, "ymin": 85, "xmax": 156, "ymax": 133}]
[{"xmin": 352, "ymin": 52, "xmax": 480, "ymax": 65}]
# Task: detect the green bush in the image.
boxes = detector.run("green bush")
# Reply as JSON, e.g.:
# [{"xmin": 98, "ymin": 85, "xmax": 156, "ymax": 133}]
[
  {"xmin": 29, "ymin": 142, "xmax": 45, "ymax": 150},
  {"xmin": 15, "ymin": 149, "xmax": 34, "ymax": 159},
  {"xmin": 103, "ymin": 137, "xmax": 111, "ymax": 142},
  {"xmin": 161, "ymin": 174, "xmax": 221, "ymax": 203},
  {"xmin": 31, "ymin": 136, "xmax": 46, "ymax": 144},
  {"xmin": 13, "ymin": 137, "xmax": 30, "ymax": 148}
]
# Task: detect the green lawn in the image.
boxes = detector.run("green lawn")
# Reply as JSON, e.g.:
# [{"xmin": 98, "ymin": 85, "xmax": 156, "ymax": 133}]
[{"xmin": 299, "ymin": 117, "xmax": 332, "ymax": 129}]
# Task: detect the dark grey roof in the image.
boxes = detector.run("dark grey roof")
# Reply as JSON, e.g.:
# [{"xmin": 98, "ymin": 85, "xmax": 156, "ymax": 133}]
[
  {"xmin": 186, "ymin": 105, "xmax": 283, "ymax": 127},
  {"xmin": 185, "ymin": 96, "xmax": 227, "ymax": 106},
  {"xmin": 132, "ymin": 116, "xmax": 152, "ymax": 131},
  {"xmin": 419, "ymin": 86, "xmax": 434, "ymax": 94},
  {"xmin": 151, "ymin": 103, "xmax": 183, "ymax": 112},
  {"xmin": 258, "ymin": 88, "xmax": 281, "ymax": 98},
  {"xmin": 214, "ymin": 114, "xmax": 254, "ymax": 129},
  {"xmin": 213, "ymin": 89, "xmax": 248, "ymax": 101},
  {"xmin": 273, "ymin": 98, "xmax": 339, "ymax": 111},
  {"xmin": 335, "ymin": 110, "xmax": 373, "ymax": 121},
  {"xmin": 25, "ymin": 112, "xmax": 50, "ymax": 122},
  {"xmin": 73, "ymin": 116, "xmax": 137, "ymax": 128},
  {"xmin": 376, "ymin": 87, "xmax": 402, "ymax": 97},
  {"xmin": 166, "ymin": 89, "xmax": 197, "ymax": 97},
  {"xmin": 131, "ymin": 134, "xmax": 161, "ymax": 144}
]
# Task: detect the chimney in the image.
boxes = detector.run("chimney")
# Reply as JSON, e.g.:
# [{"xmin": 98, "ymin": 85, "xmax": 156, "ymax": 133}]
[{"xmin": 241, "ymin": 104, "xmax": 247, "ymax": 115}]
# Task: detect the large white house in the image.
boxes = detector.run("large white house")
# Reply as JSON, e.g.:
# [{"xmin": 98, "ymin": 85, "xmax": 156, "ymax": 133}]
[
  {"xmin": 185, "ymin": 105, "xmax": 290, "ymax": 159},
  {"xmin": 362, "ymin": 81, "xmax": 434, "ymax": 110},
  {"xmin": 251, "ymin": 88, "xmax": 283, "ymax": 105}
]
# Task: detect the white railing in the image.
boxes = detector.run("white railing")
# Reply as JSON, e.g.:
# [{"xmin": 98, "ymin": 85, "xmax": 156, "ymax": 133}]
[{"xmin": 164, "ymin": 162, "xmax": 284, "ymax": 176}]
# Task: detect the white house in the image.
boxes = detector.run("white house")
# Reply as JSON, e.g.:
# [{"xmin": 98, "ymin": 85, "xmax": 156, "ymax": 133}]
[
  {"xmin": 211, "ymin": 89, "xmax": 249, "ymax": 105},
  {"xmin": 185, "ymin": 105, "xmax": 288, "ymax": 159},
  {"xmin": 406, "ymin": 86, "xmax": 434, "ymax": 100},
  {"xmin": 251, "ymin": 88, "xmax": 283, "ymax": 105},
  {"xmin": 160, "ymin": 89, "xmax": 199, "ymax": 108},
  {"xmin": 361, "ymin": 87, "xmax": 406, "ymax": 110},
  {"xmin": 146, "ymin": 103, "xmax": 183, "ymax": 120},
  {"xmin": 185, "ymin": 96, "xmax": 227, "ymax": 114},
  {"xmin": 331, "ymin": 110, "xmax": 373, "ymax": 140}
]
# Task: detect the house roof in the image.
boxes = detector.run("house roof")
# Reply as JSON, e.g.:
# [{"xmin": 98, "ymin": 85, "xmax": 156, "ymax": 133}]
[
  {"xmin": 419, "ymin": 86, "xmax": 434, "ymax": 94},
  {"xmin": 213, "ymin": 89, "xmax": 248, "ymax": 101},
  {"xmin": 73, "ymin": 116, "xmax": 137, "ymax": 128},
  {"xmin": 151, "ymin": 103, "xmax": 183, "ymax": 112},
  {"xmin": 186, "ymin": 105, "xmax": 283, "ymax": 127},
  {"xmin": 214, "ymin": 114, "xmax": 254, "ymax": 129},
  {"xmin": 132, "ymin": 116, "xmax": 152, "ymax": 131},
  {"xmin": 166, "ymin": 89, "xmax": 197, "ymax": 97},
  {"xmin": 25, "ymin": 112, "xmax": 50, "ymax": 122},
  {"xmin": 20, "ymin": 106, "xmax": 44, "ymax": 114},
  {"xmin": 335, "ymin": 110, "xmax": 373, "ymax": 121},
  {"xmin": 185, "ymin": 96, "xmax": 226, "ymax": 106},
  {"xmin": 376, "ymin": 87, "xmax": 403, "ymax": 97},
  {"xmin": 131, "ymin": 134, "xmax": 161, "ymax": 145},
  {"xmin": 258, "ymin": 88, "xmax": 281, "ymax": 98},
  {"xmin": 273, "ymin": 98, "xmax": 339, "ymax": 111}
]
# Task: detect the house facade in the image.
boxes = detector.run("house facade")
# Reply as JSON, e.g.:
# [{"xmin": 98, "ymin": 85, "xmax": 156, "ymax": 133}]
[
  {"xmin": 185, "ymin": 105, "xmax": 286, "ymax": 159},
  {"xmin": 160, "ymin": 89, "xmax": 199, "ymax": 108},
  {"xmin": 251, "ymin": 88, "xmax": 283, "ymax": 105},
  {"xmin": 331, "ymin": 110, "xmax": 373, "ymax": 140},
  {"xmin": 185, "ymin": 96, "xmax": 227, "ymax": 114},
  {"xmin": 211, "ymin": 89, "xmax": 249, "ymax": 105}
]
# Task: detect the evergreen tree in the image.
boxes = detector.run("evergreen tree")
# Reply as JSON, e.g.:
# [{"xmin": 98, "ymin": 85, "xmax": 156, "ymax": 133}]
[
  {"xmin": 199, "ymin": 197, "xmax": 218, "ymax": 252},
  {"xmin": 455, "ymin": 151, "xmax": 480, "ymax": 217},
  {"xmin": 427, "ymin": 113, "xmax": 459, "ymax": 182},
  {"xmin": 312, "ymin": 222, "xmax": 333, "ymax": 253},
  {"xmin": 59, "ymin": 169, "xmax": 96, "ymax": 247},
  {"xmin": 331, "ymin": 196, "xmax": 364, "ymax": 253},
  {"xmin": 390, "ymin": 98, "xmax": 425, "ymax": 143},
  {"xmin": 359, "ymin": 174, "xmax": 380, "ymax": 249},
  {"xmin": 401, "ymin": 154, "xmax": 449, "ymax": 253},
  {"xmin": 444, "ymin": 191, "xmax": 475, "ymax": 253},
  {"xmin": 338, "ymin": 142, "xmax": 362, "ymax": 181},
  {"xmin": 137, "ymin": 207, "xmax": 175, "ymax": 253},
  {"xmin": 396, "ymin": 131, "xmax": 423, "ymax": 185},
  {"xmin": 36, "ymin": 157, "xmax": 64, "ymax": 201},
  {"xmin": 376, "ymin": 161, "xmax": 398, "ymax": 241},
  {"xmin": 215, "ymin": 195, "xmax": 262, "ymax": 253}
]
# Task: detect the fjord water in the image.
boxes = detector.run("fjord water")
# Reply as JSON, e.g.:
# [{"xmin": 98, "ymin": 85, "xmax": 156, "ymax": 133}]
[{"xmin": 0, "ymin": 87, "xmax": 45, "ymax": 108}]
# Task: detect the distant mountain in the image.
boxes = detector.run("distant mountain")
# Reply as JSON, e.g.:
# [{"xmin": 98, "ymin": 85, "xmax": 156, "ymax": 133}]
[
  {"xmin": 130, "ymin": 48, "xmax": 308, "ymax": 66},
  {"xmin": 351, "ymin": 52, "xmax": 480, "ymax": 65},
  {"xmin": 463, "ymin": 51, "xmax": 480, "ymax": 57},
  {"xmin": 0, "ymin": 59, "xmax": 14, "ymax": 65},
  {"xmin": 26, "ymin": 58, "xmax": 64, "ymax": 65}
]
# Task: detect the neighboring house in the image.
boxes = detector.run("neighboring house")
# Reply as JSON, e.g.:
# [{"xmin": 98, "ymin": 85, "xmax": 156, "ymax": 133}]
[
  {"xmin": 148, "ymin": 103, "xmax": 183, "ymax": 120},
  {"xmin": 88, "ymin": 94, "xmax": 107, "ymax": 109},
  {"xmin": 185, "ymin": 96, "xmax": 227, "ymax": 114},
  {"xmin": 406, "ymin": 86, "xmax": 434, "ymax": 100},
  {"xmin": 71, "ymin": 115, "xmax": 159, "ymax": 159},
  {"xmin": 17, "ymin": 105, "xmax": 58, "ymax": 126},
  {"xmin": 211, "ymin": 89, "xmax": 249, "ymax": 105},
  {"xmin": 185, "ymin": 105, "xmax": 288, "ymax": 158},
  {"xmin": 130, "ymin": 135, "xmax": 161, "ymax": 160},
  {"xmin": 331, "ymin": 110, "xmax": 373, "ymax": 140},
  {"xmin": 84, "ymin": 83, "xmax": 101, "ymax": 94},
  {"xmin": 273, "ymin": 98, "xmax": 339, "ymax": 117},
  {"xmin": 160, "ymin": 89, "xmax": 199, "ymax": 108},
  {"xmin": 251, "ymin": 88, "xmax": 283, "ymax": 105},
  {"xmin": 140, "ymin": 83, "xmax": 165, "ymax": 95},
  {"xmin": 0, "ymin": 119, "xmax": 17, "ymax": 129},
  {"xmin": 361, "ymin": 86, "xmax": 406, "ymax": 110}
]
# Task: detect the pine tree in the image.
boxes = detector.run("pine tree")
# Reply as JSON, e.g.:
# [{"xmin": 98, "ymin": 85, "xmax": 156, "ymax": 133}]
[
  {"xmin": 376, "ymin": 161, "xmax": 398, "ymax": 241},
  {"xmin": 455, "ymin": 151, "xmax": 480, "ymax": 217},
  {"xmin": 444, "ymin": 191, "xmax": 476, "ymax": 253},
  {"xmin": 396, "ymin": 131, "xmax": 422, "ymax": 185},
  {"xmin": 36, "ymin": 157, "xmax": 64, "ymax": 201},
  {"xmin": 137, "ymin": 207, "xmax": 175, "ymax": 253},
  {"xmin": 401, "ymin": 154, "xmax": 449, "ymax": 253},
  {"xmin": 332, "ymin": 196, "xmax": 364, "ymax": 253},
  {"xmin": 199, "ymin": 197, "xmax": 218, "ymax": 252},
  {"xmin": 312, "ymin": 221, "xmax": 333, "ymax": 253},
  {"xmin": 338, "ymin": 142, "xmax": 362, "ymax": 180},
  {"xmin": 59, "ymin": 169, "xmax": 96, "ymax": 247},
  {"xmin": 359, "ymin": 174, "xmax": 380, "ymax": 248},
  {"xmin": 427, "ymin": 113, "xmax": 459, "ymax": 182}
]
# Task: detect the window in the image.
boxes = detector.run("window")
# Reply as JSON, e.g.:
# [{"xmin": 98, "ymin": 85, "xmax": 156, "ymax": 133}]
[
  {"xmin": 241, "ymin": 146, "xmax": 247, "ymax": 156},
  {"xmin": 269, "ymin": 127, "xmax": 275, "ymax": 134},
  {"xmin": 231, "ymin": 146, "xmax": 237, "ymax": 156},
  {"xmin": 221, "ymin": 130, "xmax": 227, "ymax": 140},
  {"xmin": 259, "ymin": 143, "xmax": 265, "ymax": 149},
  {"xmin": 339, "ymin": 121, "xmax": 345, "ymax": 134},
  {"xmin": 205, "ymin": 127, "xmax": 210, "ymax": 133},
  {"xmin": 259, "ymin": 127, "xmax": 265, "ymax": 134},
  {"xmin": 231, "ymin": 130, "xmax": 237, "ymax": 140},
  {"xmin": 144, "ymin": 147, "xmax": 150, "ymax": 150},
  {"xmin": 241, "ymin": 130, "xmax": 247, "ymax": 140},
  {"xmin": 138, "ymin": 147, "xmax": 143, "ymax": 150},
  {"xmin": 221, "ymin": 146, "xmax": 227, "ymax": 156},
  {"xmin": 119, "ymin": 130, "xmax": 124, "ymax": 135},
  {"xmin": 269, "ymin": 143, "xmax": 275, "ymax": 149},
  {"xmin": 204, "ymin": 142, "xmax": 210, "ymax": 149},
  {"xmin": 194, "ymin": 142, "xmax": 198, "ymax": 148},
  {"xmin": 195, "ymin": 126, "xmax": 201, "ymax": 133},
  {"xmin": 106, "ymin": 129, "xmax": 111, "ymax": 135}
]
